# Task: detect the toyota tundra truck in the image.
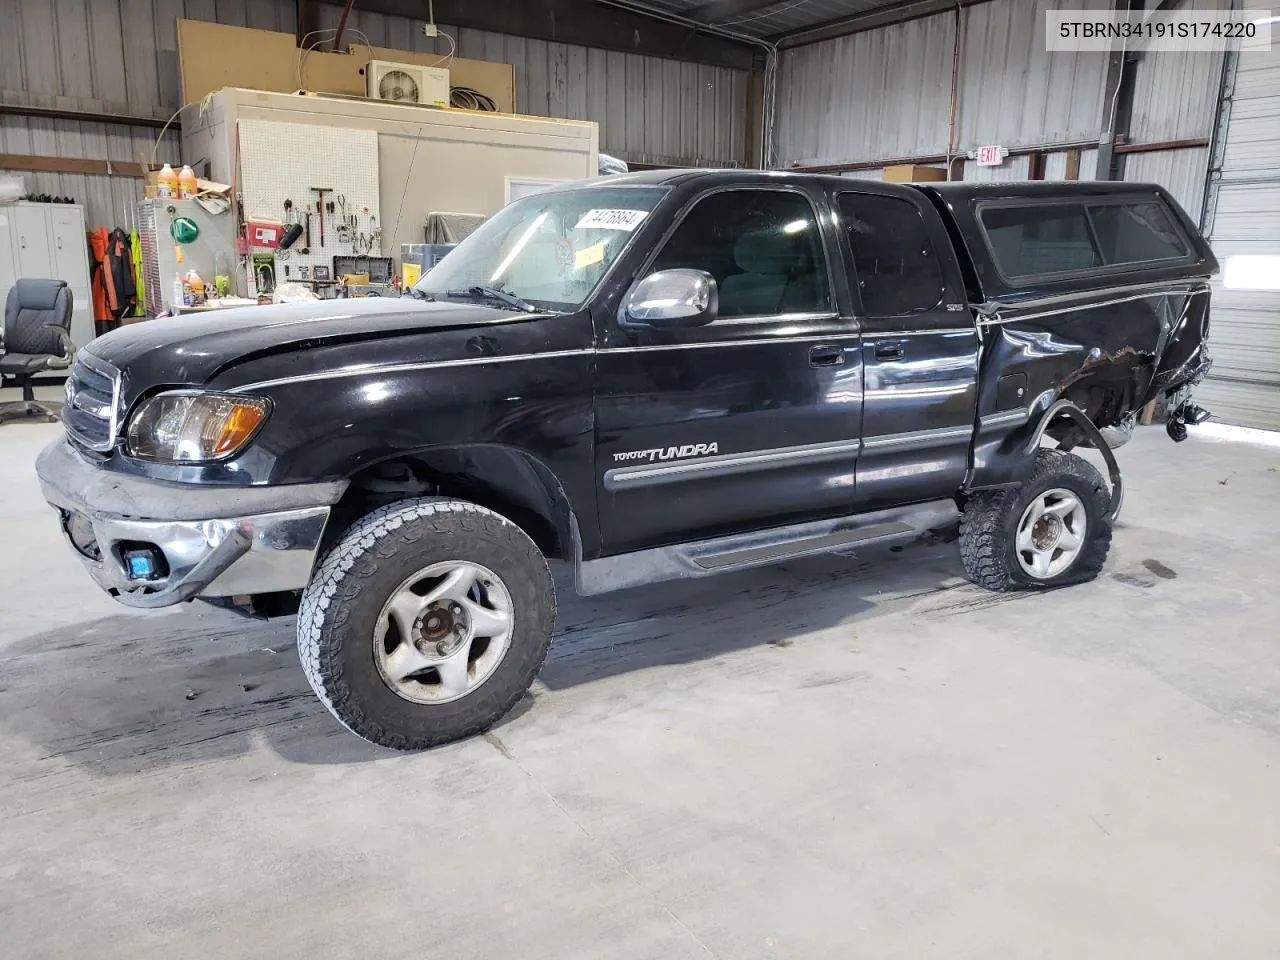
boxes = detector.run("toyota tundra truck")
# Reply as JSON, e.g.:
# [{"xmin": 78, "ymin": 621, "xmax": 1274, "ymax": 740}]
[{"xmin": 37, "ymin": 171, "xmax": 1215, "ymax": 749}]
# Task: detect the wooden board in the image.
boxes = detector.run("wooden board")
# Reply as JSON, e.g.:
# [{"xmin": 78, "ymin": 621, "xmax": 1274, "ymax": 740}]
[
  {"xmin": 177, "ymin": 21, "xmax": 296, "ymax": 106},
  {"xmin": 0, "ymin": 153, "xmax": 148, "ymax": 177},
  {"xmin": 177, "ymin": 20, "xmax": 514, "ymax": 115}
]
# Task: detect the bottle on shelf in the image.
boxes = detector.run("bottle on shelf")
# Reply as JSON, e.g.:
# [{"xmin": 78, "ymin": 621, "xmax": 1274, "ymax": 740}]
[
  {"xmin": 177, "ymin": 164, "xmax": 198, "ymax": 199},
  {"xmin": 183, "ymin": 269, "xmax": 207, "ymax": 307},
  {"xmin": 156, "ymin": 163, "xmax": 178, "ymax": 199}
]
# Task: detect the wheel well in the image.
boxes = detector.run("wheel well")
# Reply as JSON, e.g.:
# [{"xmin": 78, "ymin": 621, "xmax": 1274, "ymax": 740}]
[
  {"xmin": 326, "ymin": 446, "xmax": 578, "ymax": 561},
  {"xmin": 1047, "ymin": 364, "xmax": 1144, "ymax": 445}
]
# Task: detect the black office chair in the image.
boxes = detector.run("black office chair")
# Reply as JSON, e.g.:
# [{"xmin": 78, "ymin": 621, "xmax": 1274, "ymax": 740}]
[{"xmin": 0, "ymin": 279, "xmax": 75, "ymax": 424}]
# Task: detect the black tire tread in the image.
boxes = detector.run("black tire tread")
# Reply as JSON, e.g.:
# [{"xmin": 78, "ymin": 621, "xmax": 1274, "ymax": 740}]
[
  {"xmin": 958, "ymin": 449, "xmax": 1113, "ymax": 592},
  {"xmin": 297, "ymin": 498, "xmax": 554, "ymax": 750}
]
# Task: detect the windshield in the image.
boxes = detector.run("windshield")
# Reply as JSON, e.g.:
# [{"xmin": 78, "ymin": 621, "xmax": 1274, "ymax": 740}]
[{"xmin": 413, "ymin": 186, "xmax": 668, "ymax": 311}]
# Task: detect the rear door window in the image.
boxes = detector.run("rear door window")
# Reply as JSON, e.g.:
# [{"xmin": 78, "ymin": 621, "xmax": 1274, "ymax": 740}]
[
  {"xmin": 1088, "ymin": 201, "xmax": 1189, "ymax": 264},
  {"xmin": 979, "ymin": 204, "xmax": 1101, "ymax": 278},
  {"xmin": 979, "ymin": 198, "xmax": 1192, "ymax": 280},
  {"xmin": 838, "ymin": 192, "xmax": 945, "ymax": 316}
]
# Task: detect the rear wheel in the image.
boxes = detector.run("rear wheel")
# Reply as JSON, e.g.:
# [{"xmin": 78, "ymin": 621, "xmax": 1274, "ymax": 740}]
[
  {"xmin": 959, "ymin": 449, "xmax": 1112, "ymax": 591},
  {"xmin": 297, "ymin": 498, "xmax": 555, "ymax": 749}
]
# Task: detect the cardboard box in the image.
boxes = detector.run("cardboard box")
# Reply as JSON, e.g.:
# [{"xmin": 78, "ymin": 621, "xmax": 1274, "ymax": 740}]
[{"xmin": 882, "ymin": 164, "xmax": 948, "ymax": 183}]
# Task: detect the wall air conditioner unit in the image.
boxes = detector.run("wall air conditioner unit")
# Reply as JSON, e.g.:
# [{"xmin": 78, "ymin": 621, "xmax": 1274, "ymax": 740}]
[{"xmin": 366, "ymin": 61, "xmax": 450, "ymax": 108}]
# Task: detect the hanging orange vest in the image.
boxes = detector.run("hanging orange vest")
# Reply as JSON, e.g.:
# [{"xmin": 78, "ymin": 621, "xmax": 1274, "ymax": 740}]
[{"xmin": 89, "ymin": 227, "xmax": 118, "ymax": 322}]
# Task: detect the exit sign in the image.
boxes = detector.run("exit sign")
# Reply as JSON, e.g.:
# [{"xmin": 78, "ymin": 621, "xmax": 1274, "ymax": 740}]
[{"xmin": 976, "ymin": 145, "xmax": 1004, "ymax": 166}]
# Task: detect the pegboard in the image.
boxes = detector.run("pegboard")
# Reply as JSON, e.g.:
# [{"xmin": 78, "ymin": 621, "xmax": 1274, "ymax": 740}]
[{"xmin": 236, "ymin": 118, "xmax": 382, "ymax": 296}]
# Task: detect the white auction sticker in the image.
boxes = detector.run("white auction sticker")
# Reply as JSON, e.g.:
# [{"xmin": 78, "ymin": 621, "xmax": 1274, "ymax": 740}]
[{"xmin": 575, "ymin": 209, "xmax": 650, "ymax": 231}]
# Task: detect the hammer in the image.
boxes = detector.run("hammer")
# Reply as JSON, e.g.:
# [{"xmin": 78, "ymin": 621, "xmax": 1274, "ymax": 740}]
[{"xmin": 311, "ymin": 186, "xmax": 332, "ymax": 247}]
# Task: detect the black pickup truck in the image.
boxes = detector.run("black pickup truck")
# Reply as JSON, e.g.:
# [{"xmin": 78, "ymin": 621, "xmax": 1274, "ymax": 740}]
[{"xmin": 37, "ymin": 171, "xmax": 1215, "ymax": 749}]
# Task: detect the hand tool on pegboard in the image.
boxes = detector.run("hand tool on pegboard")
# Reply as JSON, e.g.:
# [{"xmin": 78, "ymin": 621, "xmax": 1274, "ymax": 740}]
[{"xmin": 310, "ymin": 186, "xmax": 332, "ymax": 247}]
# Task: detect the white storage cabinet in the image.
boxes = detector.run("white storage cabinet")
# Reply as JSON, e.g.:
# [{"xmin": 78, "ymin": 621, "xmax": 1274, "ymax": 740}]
[{"xmin": 0, "ymin": 202, "xmax": 95, "ymax": 351}]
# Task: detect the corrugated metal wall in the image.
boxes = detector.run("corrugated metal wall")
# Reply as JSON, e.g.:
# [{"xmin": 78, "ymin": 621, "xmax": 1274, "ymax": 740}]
[
  {"xmin": 1122, "ymin": 148, "xmax": 1209, "ymax": 225},
  {"xmin": 328, "ymin": 5, "xmax": 748, "ymax": 169},
  {"xmin": 0, "ymin": 123, "xmax": 174, "ymax": 230},
  {"xmin": 775, "ymin": 0, "xmax": 1110, "ymax": 168},
  {"xmin": 963, "ymin": 155, "xmax": 1031, "ymax": 182},
  {"xmin": 772, "ymin": 0, "xmax": 1224, "ymax": 298},
  {"xmin": 954, "ymin": 0, "xmax": 1108, "ymax": 153},
  {"xmin": 2, "ymin": 0, "xmax": 748, "ymax": 227},
  {"xmin": 1120, "ymin": 0, "xmax": 1220, "ymax": 224},
  {"xmin": 1128, "ymin": 49, "xmax": 1221, "ymax": 145},
  {"xmin": 775, "ymin": 13, "xmax": 955, "ymax": 167}
]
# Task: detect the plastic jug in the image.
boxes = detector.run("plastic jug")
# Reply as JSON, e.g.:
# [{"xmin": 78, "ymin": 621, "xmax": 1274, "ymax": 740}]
[
  {"xmin": 183, "ymin": 270, "xmax": 207, "ymax": 307},
  {"xmin": 156, "ymin": 163, "xmax": 178, "ymax": 199},
  {"xmin": 178, "ymin": 164, "xmax": 198, "ymax": 199}
]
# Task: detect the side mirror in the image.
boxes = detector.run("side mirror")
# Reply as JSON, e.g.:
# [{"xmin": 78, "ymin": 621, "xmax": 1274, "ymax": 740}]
[{"xmin": 623, "ymin": 269, "xmax": 718, "ymax": 329}]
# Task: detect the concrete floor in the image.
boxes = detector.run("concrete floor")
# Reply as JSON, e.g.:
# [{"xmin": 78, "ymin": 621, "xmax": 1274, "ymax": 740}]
[{"xmin": 1, "ymin": 411, "xmax": 1279, "ymax": 959}]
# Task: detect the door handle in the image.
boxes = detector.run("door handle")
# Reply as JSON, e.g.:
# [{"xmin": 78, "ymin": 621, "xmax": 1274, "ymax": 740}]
[
  {"xmin": 809, "ymin": 345, "xmax": 845, "ymax": 367},
  {"xmin": 874, "ymin": 341, "xmax": 906, "ymax": 362}
]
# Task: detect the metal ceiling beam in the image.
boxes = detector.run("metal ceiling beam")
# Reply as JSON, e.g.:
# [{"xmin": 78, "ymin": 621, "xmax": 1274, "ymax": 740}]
[
  {"xmin": 685, "ymin": 0, "xmax": 786, "ymax": 24},
  {"xmin": 332, "ymin": 0, "xmax": 758, "ymax": 70},
  {"xmin": 771, "ymin": 0, "xmax": 993, "ymax": 49}
]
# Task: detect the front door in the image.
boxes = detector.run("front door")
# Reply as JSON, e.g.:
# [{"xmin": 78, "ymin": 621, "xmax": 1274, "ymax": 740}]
[
  {"xmin": 834, "ymin": 186, "xmax": 980, "ymax": 508},
  {"xmin": 593, "ymin": 185, "xmax": 864, "ymax": 555}
]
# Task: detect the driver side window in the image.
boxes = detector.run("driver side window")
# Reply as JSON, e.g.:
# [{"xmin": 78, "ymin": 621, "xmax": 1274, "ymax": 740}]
[{"xmin": 650, "ymin": 190, "xmax": 832, "ymax": 318}]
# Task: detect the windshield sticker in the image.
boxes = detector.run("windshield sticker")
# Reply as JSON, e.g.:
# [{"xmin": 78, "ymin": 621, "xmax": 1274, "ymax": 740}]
[
  {"xmin": 575, "ymin": 208, "xmax": 649, "ymax": 231},
  {"xmin": 574, "ymin": 242, "xmax": 606, "ymax": 269}
]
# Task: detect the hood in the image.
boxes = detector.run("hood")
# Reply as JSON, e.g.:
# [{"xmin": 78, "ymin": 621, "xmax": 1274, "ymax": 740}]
[{"xmin": 86, "ymin": 298, "xmax": 531, "ymax": 386}]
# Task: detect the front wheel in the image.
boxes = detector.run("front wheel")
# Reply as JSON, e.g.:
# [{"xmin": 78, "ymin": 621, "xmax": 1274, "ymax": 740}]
[
  {"xmin": 297, "ymin": 498, "xmax": 555, "ymax": 749},
  {"xmin": 959, "ymin": 449, "xmax": 1113, "ymax": 591}
]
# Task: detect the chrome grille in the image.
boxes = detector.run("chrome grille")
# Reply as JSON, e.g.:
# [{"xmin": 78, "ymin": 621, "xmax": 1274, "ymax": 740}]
[{"xmin": 62, "ymin": 355, "xmax": 121, "ymax": 452}]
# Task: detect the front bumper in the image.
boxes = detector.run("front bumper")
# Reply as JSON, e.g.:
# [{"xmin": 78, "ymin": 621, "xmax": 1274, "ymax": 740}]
[{"xmin": 36, "ymin": 439, "xmax": 347, "ymax": 609}]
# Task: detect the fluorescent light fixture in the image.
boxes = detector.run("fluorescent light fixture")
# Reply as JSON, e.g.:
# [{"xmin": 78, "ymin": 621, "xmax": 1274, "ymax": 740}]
[
  {"xmin": 1223, "ymin": 254, "xmax": 1280, "ymax": 291},
  {"xmin": 782, "ymin": 219, "xmax": 810, "ymax": 234},
  {"xmin": 489, "ymin": 211, "xmax": 549, "ymax": 284}
]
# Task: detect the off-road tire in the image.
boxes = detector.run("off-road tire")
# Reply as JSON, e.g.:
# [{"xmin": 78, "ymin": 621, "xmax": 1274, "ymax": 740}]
[
  {"xmin": 959, "ymin": 449, "xmax": 1112, "ymax": 591},
  {"xmin": 297, "ymin": 498, "xmax": 555, "ymax": 749}
]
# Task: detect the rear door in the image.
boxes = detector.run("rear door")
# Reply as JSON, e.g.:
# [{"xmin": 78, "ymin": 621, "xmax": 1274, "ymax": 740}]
[
  {"xmin": 833, "ymin": 186, "xmax": 980, "ymax": 507},
  {"xmin": 593, "ymin": 183, "xmax": 864, "ymax": 555}
]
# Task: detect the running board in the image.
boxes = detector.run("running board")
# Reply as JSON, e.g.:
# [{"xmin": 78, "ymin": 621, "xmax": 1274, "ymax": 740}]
[{"xmin": 576, "ymin": 499, "xmax": 959, "ymax": 596}]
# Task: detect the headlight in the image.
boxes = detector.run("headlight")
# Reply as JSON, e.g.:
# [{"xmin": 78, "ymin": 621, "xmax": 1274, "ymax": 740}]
[{"xmin": 126, "ymin": 392, "xmax": 271, "ymax": 463}]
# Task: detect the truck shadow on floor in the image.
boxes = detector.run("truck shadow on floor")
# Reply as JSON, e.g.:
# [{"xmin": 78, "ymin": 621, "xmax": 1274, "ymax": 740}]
[{"xmin": 0, "ymin": 532, "xmax": 969, "ymax": 775}]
